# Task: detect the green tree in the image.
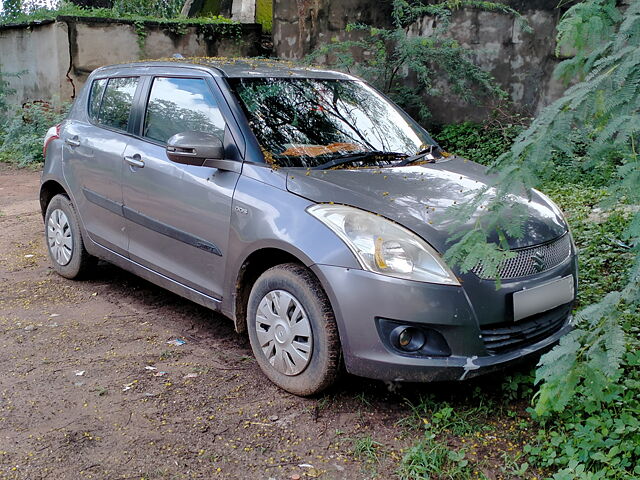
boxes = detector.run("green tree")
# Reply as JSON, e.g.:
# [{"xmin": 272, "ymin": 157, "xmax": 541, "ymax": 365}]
[
  {"xmin": 444, "ymin": 1, "xmax": 640, "ymax": 477},
  {"xmin": 2, "ymin": 0, "xmax": 22, "ymax": 17}
]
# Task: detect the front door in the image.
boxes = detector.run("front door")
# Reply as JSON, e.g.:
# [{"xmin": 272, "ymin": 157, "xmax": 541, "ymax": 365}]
[{"xmin": 122, "ymin": 76, "xmax": 240, "ymax": 298}]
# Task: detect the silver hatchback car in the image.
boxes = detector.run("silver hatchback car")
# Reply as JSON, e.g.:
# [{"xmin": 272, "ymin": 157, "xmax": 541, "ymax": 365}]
[{"xmin": 40, "ymin": 58, "xmax": 577, "ymax": 395}]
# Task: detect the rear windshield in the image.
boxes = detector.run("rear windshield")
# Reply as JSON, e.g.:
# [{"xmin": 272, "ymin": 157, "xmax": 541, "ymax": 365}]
[{"xmin": 228, "ymin": 78, "xmax": 435, "ymax": 168}]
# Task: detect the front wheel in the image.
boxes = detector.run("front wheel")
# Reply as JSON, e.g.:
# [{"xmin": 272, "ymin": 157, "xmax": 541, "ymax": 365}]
[
  {"xmin": 44, "ymin": 194, "xmax": 94, "ymax": 279},
  {"xmin": 247, "ymin": 263, "xmax": 341, "ymax": 396}
]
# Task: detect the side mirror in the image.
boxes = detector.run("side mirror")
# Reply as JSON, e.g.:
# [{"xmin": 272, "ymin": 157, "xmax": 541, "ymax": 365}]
[{"xmin": 166, "ymin": 131, "xmax": 241, "ymax": 173}]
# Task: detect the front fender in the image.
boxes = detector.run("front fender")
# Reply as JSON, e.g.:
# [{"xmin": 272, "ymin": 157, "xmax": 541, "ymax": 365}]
[{"xmin": 222, "ymin": 172, "xmax": 360, "ymax": 317}]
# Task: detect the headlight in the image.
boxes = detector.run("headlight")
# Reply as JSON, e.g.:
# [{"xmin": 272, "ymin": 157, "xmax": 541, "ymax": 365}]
[
  {"xmin": 307, "ymin": 204, "xmax": 460, "ymax": 285},
  {"xmin": 532, "ymin": 188, "xmax": 576, "ymax": 251},
  {"xmin": 532, "ymin": 188, "xmax": 568, "ymax": 227}
]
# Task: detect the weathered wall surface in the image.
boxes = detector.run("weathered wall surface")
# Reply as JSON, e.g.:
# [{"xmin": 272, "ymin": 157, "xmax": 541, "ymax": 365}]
[
  {"xmin": 406, "ymin": 8, "xmax": 565, "ymax": 123},
  {"xmin": 0, "ymin": 21, "xmax": 72, "ymax": 106},
  {"xmin": 273, "ymin": 0, "xmax": 565, "ymax": 123},
  {"xmin": 0, "ymin": 17, "xmax": 261, "ymax": 106},
  {"xmin": 273, "ymin": 0, "xmax": 393, "ymax": 59}
]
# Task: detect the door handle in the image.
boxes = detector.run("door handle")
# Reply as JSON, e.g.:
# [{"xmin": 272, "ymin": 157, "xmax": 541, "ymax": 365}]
[
  {"xmin": 65, "ymin": 138, "xmax": 80, "ymax": 147},
  {"xmin": 124, "ymin": 154, "xmax": 145, "ymax": 168}
]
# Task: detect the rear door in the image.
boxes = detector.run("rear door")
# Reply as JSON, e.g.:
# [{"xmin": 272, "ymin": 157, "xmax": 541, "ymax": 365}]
[
  {"xmin": 62, "ymin": 75, "xmax": 141, "ymax": 255},
  {"xmin": 122, "ymin": 74, "xmax": 241, "ymax": 298}
]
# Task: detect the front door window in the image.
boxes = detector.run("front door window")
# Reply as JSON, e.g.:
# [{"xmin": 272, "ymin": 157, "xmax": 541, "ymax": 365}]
[{"xmin": 143, "ymin": 77, "xmax": 226, "ymax": 144}]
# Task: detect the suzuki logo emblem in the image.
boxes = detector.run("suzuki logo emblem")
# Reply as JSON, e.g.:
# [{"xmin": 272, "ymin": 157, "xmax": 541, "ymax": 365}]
[{"xmin": 531, "ymin": 251, "xmax": 545, "ymax": 272}]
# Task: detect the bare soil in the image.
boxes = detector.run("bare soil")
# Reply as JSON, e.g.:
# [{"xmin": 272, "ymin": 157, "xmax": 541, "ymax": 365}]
[{"xmin": 0, "ymin": 164, "xmax": 530, "ymax": 480}]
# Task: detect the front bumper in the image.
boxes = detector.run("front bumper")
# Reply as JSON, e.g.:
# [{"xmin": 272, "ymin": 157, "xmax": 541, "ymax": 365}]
[{"xmin": 311, "ymin": 256, "xmax": 576, "ymax": 382}]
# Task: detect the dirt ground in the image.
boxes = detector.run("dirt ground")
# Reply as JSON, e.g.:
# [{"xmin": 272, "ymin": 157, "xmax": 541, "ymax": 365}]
[{"xmin": 0, "ymin": 164, "xmax": 530, "ymax": 480}]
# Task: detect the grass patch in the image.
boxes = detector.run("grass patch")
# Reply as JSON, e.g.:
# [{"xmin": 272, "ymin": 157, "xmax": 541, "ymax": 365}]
[{"xmin": 351, "ymin": 434, "xmax": 384, "ymax": 464}]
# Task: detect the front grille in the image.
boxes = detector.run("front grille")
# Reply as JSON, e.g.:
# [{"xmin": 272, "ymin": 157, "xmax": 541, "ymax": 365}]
[
  {"xmin": 472, "ymin": 233, "xmax": 572, "ymax": 280},
  {"xmin": 480, "ymin": 305, "xmax": 571, "ymax": 355}
]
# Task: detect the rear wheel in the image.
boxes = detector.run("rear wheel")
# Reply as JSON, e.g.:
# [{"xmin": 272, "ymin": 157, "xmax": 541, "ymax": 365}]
[
  {"xmin": 247, "ymin": 263, "xmax": 341, "ymax": 396},
  {"xmin": 44, "ymin": 194, "xmax": 94, "ymax": 279}
]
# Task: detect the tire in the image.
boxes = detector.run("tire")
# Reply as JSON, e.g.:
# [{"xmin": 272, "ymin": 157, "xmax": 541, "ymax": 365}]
[
  {"xmin": 247, "ymin": 263, "xmax": 341, "ymax": 396},
  {"xmin": 44, "ymin": 194, "xmax": 94, "ymax": 279}
]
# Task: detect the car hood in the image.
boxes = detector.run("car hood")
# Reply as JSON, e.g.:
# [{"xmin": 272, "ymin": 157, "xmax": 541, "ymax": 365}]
[{"xmin": 285, "ymin": 157, "xmax": 567, "ymax": 252}]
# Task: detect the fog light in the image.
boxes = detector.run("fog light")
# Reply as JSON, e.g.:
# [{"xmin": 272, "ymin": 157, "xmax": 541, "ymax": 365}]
[
  {"xmin": 398, "ymin": 328, "xmax": 412, "ymax": 347},
  {"xmin": 391, "ymin": 326, "xmax": 426, "ymax": 352}
]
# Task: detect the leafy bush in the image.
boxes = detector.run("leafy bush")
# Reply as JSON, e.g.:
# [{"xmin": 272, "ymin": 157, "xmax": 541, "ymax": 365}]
[
  {"xmin": 0, "ymin": 68, "xmax": 16, "ymax": 121},
  {"xmin": 111, "ymin": 0, "xmax": 184, "ymax": 18},
  {"xmin": 0, "ymin": 99, "xmax": 69, "ymax": 166},
  {"xmin": 435, "ymin": 119, "xmax": 525, "ymax": 165},
  {"xmin": 0, "ymin": 0, "xmax": 238, "ymax": 25}
]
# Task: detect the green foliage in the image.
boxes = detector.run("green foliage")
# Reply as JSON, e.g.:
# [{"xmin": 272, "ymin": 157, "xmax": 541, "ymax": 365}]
[
  {"xmin": 398, "ymin": 399, "xmax": 489, "ymax": 480},
  {"xmin": 2, "ymin": 0, "xmax": 22, "ymax": 18},
  {"xmin": 0, "ymin": 100, "xmax": 69, "ymax": 166},
  {"xmin": 255, "ymin": 0, "xmax": 272, "ymax": 33},
  {"xmin": 500, "ymin": 370, "xmax": 535, "ymax": 403},
  {"xmin": 555, "ymin": 0, "xmax": 622, "ymax": 82},
  {"xmin": 0, "ymin": 67, "xmax": 17, "ymax": 119},
  {"xmin": 441, "ymin": 1, "xmax": 640, "ymax": 478},
  {"xmin": 350, "ymin": 435, "xmax": 384, "ymax": 464},
  {"xmin": 2, "ymin": 0, "xmax": 186, "ymax": 20},
  {"xmin": 133, "ymin": 19, "xmax": 148, "ymax": 53},
  {"xmin": 0, "ymin": 0, "xmax": 239, "ymax": 30},
  {"xmin": 403, "ymin": 396, "xmax": 491, "ymax": 436},
  {"xmin": 400, "ymin": 433, "xmax": 476, "ymax": 480},
  {"xmin": 544, "ymin": 184, "xmax": 634, "ymax": 307},
  {"xmin": 305, "ymin": 0, "xmax": 523, "ymax": 124},
  {"xmin": 525, "ymin": 311, "xmax": 640, "ymax": 480},
  {"xmin": 111, "ymin": 0, "xmax": 184, "ymax": 18},
  {"xmin": 435, "ymin": 118, "xmax": 526, "ymax": 165}
]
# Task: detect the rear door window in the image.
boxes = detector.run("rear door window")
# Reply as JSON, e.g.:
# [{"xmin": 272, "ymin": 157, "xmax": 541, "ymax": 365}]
[
  {"xmin": 88, "ymin": 78, "xmax": 107, "ymax": 122},
  {"xmin": 95, "ymin": 77, "xmax": 139, "ymax": 131},
  {"xmin": 143, "ymin": 77, "xmax": 225, "ymax": 144}
]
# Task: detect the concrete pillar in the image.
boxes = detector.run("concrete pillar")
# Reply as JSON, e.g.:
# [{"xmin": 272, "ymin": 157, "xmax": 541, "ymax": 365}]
[{"xmin": 231, "ymin": 0, "xmax": 255, "ymax": 23}]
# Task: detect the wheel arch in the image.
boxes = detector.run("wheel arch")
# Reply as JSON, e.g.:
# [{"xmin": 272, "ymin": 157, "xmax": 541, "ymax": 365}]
[
  {"xmin": 39, "ymin": 179, "xmax": 69, "ymax": 218},
  {"xmin": 232, "ymin": 247, "xmax": 308, "ymax": 334}
]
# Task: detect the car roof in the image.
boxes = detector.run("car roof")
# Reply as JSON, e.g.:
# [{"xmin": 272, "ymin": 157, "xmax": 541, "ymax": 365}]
[{"xmin": 93, "ymin": 57, "xmax": 358, "ymax": 80}]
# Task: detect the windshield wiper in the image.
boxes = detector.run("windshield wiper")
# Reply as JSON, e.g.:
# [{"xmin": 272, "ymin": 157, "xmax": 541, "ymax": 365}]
[
  {"xmin": 314, "ymin": 151, "xmax": 406, "ymax": 170},
  {"xmin": 396, "ymin": 145, "xmax": 442, "ymax": 167}
]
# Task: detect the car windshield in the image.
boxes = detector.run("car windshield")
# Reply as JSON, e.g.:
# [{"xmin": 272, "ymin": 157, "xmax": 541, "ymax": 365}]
[{"xmin": 228, "ymin": 77, "xmax": 436, "ymax": 168}]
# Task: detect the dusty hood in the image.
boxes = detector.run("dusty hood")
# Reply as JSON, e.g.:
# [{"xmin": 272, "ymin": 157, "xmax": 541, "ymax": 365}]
[{"xmin": 286, "ymin": 157, "xmax": 567, "ymax": 252}]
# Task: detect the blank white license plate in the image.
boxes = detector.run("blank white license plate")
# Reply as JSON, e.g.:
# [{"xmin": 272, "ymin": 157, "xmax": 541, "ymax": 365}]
[{"xmin": 513, "ymin": 275, "xmax": 575, "ymax": 321}]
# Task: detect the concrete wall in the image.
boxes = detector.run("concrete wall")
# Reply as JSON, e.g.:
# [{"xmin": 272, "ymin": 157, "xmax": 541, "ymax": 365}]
[
  {"xmin": 0, "ymin": 16, "xmax": 261, "ymax": 106},
  {"xmin": 0, "ymin": 21, "xmax": 72, "ymax": 105},
  {"xmin": 273, "ymin": 0, "xmax": 392, "ymax": 59},
  {"xmin": 273, "ymin": 0, "xmax": 566, "ymax": 123},
  {"xmin": 406, "ymin": 8, "xmax": 565, "ymax": 123}
]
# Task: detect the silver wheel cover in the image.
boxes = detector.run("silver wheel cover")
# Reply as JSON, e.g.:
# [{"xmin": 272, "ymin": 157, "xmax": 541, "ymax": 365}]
[
  {"xmin": 255, "ymin": 289, "xmax": 313, "ymax": 376},
  {"xmin": 47, "ymin": 208, "xmax": 73, "ymax": 266}
]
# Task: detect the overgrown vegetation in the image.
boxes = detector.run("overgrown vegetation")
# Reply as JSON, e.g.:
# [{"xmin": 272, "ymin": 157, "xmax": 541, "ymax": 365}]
[
  {"xmin": 435, "ymin": 116, "xmax": 526, "ymax": 164},
  {"xmin": 0, "ymin": 98, "xmax": 68, "ymax": 167},
  {"xmin": 439, "ymin": 0, "xmax": 640, "ymax": 478},
  {"xmin": 396, "ymin": 387, "xmax": 532, "ymax": 480},
  {"xmin": 396, "ymin": 136, "xmax": 636, "ymax": 479},
  {"xmin": 0, "ymin": 60, "xmax": 67, "ymax": 166},
  {"xmin": 0, "ymin": 0, "xmax": 238, "ymax": 29},
  {"xmin": 305, "ymin": 0, "xmax": 527, "ymax": 124},
  {"xmin": 0, "ymin": 67, "xmax": 16, "ymax": 117}
]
